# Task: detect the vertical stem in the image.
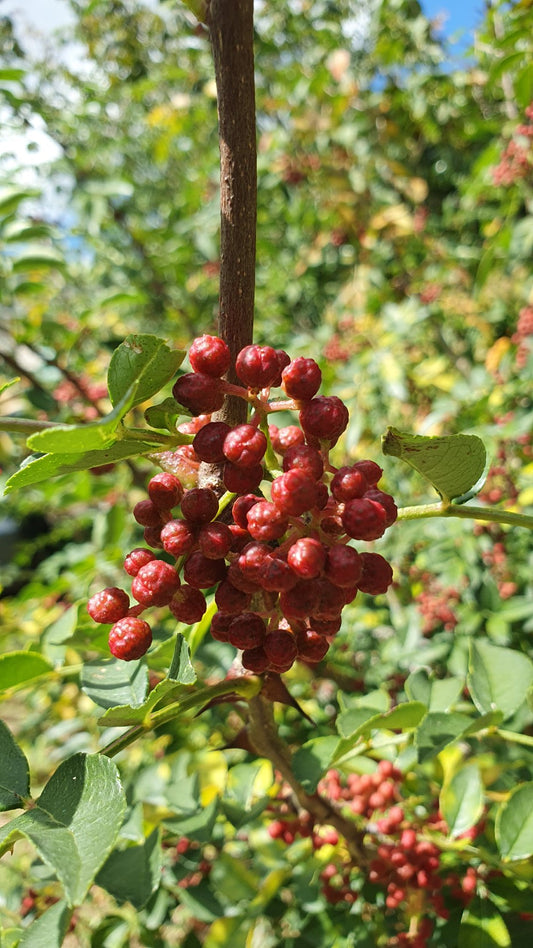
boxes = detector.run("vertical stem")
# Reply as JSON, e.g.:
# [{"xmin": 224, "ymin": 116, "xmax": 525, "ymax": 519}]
[{"xmin": 208, "ymin": 0, "xmax": 257, "ymax": 425}]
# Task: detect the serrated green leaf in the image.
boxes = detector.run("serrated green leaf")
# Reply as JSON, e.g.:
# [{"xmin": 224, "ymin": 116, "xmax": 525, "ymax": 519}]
[
  {"xmin": 96, "ymin": 829, "xmax": 162, "ymax": 908},
  {"xmin": 0, "ymin": 754, "xmax": 126, "ymax": 906},
  {"xmin": 81, "ymin": 657, "xmax": 149, "ymax": 710},
  {"xmin": 468, "ymin": 641, "xmax": 533, "ymax": 721},
  {"xmin": 18, "ymin": 900, "xmax": 73, "ymax": 948},
  {"xmin": 0, "ymin": 721, "xmax": 30, "ymax": 811},
  {"xmin": 0, "ymin": 652, "xmax": 53, "ymax": 693},
  {"xmin": 496, "ymin": 782, "xmax": 533, "ymax": 861},
  {"xmin": 382, "ymin": 427, "xmax": 486, "ymax": 502},
  {"xmin": 3, "ymin": 439, "xmax": 163, "ymax": 493},
  {"xmin": 440, "ymin": 764, "xmax": 484, "ymax": 838},
  {"xmin": 107, "ymin": 334, "xmax": 185, "ymax": 409},
  {"xmin": 26, "ymin": 384, "xmax": 136, "ymax": 454}
]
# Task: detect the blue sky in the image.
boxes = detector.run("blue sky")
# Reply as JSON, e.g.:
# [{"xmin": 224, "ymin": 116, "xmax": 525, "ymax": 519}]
[{"xmin": 421, "ymin": 0, "xmax": 484, "ymax": 46}]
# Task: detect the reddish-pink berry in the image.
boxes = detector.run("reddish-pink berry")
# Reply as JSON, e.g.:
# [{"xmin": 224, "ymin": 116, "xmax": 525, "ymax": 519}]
[
  {"xmin": 160, "ymin": 519, "xmax": 197, "ymax": 557},
  {"xmin": 352, "ymin": 459, "xmax": 383, "ymax": 486},
  {"xmin": 109, "ymin": 616, "xmax": 152, "ymax": 660},
  {"xmin": 133, "ymin": 499, "xmax": 164, "ymax": 527},
  {"xmin": 271, "ymin": 469, "xmax": 319, "ymax": 516},
  {"xmin": 124, "ymin": 548, "xmax": 156, "ymax": 577},
  {"xmin": 232, "ymin": 494, "xmax": 261, "ymax": 529},
  {"xmin": 198, "ymin": 521, "xmax": 232, "ymax": 559},
  {"xmin": 271, "ymin": 349, "xmax": 292, "ymax": 386},
  {"xmin": 148, "ymin": 472, "xmax": 184, "ymax": 510},
  {"xmin": 330, "ymin": 466, "xmax": 368, "ymax": 502},
  {"xmin": 357, "ymin": 552, "xmax": 393, "ymax": 594},
  {"xmin": 235, "ymin": 344, "xmax": 281, "ymax": 389},
  {"xmin": 180, "ymin": 487, "xmax": 219, "ymax": 524},
  {"xmin": 247, "ymin": 501, "xmax": 288, "ymax": 541},
  {"xmin": 172, "ymin": 372, "xmax": 224, "ymax": 415},
  {"xmin": 324, "ymin": 544, "xmax": 363, "ymax": 587},
  {"xmin": 282, "ymin": 444, "xmax": 324, "ymax": 481},
  {"xmin": 365, "ymin": 488, "xmax": 398, "ymax": 527},
  {"xmin": 287, "ymin": 537, "xmax": 326, "ymax": 579},
  {"xmin": 87, "ymin": 587, "xmax": 130, "ymax": 624},
  {"xmin": 341, "ymin": 497, "xmax": 388, "ymax": 541},
  {"xmin": 281, "ymin": 357, "xmax": 322, "ymax": 400},
  {"xmin": 131, "ymin": 560, "xmax": 180, "ymax": 606},
  {"xmin": 169, "ymin": 585, "xmax": 207, "ymax": 623},
  {"xmin": 223, "ymin": 424, "xmax": 267, "ymax": 468},
  {"xmin": 188, "ymin": 334, "xmax": 231, "ymax": 377},
  {"xmin": 269, "ymin": 424, "xmax": 305, "ymax": 454},
  {"xmin": 192, "ymin": 422, "xmax": 231, "ymax": 463},
  {"xmin": 299, "ymin": 396, "xmax": 349, "ymax": 445},
  {"xmin": 259, "ymin": 555, "xmax": 298, "ymax": 592}
]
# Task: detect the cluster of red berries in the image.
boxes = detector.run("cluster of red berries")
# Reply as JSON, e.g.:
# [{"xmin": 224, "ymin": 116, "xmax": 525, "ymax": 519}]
[
  {"xmin": 87, "ymin": 336, "xmax": 396, "ymax": 668},
  {"xmin": 492, "ymin": 101, "xmax": 533, "ymax": 186},
  {"xmin": 512, "ymin": 304, "xmax": 533, "ymax": 369}
]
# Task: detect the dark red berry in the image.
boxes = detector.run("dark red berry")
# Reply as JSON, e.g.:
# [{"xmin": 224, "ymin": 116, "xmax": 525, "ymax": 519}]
[
  {"xmin": 133, "ymin": 499, "xmax": 164, "ymax": 527},
  {"xmin": 87, "ymin": 587, "xmax": 130, "ymax": 624},
  {"xmin": 227, "ymin": 612, "xmax": 267, "ymax": 649},
  {"xmin": 169, "ymin": 585, "xmax": 207, "ymax": 623},
  {"xmin": 324, "ymin": 544, "xmax": 363, "ymax": 587},
  {"xmin": 143, "ymin": 525, "xmax": 164, "ymax": 549},
  {"xmin": 235, "ymin": 344, "xmax": 281, "ymax": 389},
  {"xmin": 314, "ymin": 578, "xmax": 345, "ymax": 619},
  {"xmin": 124, "ymin": 548, "xmax": 156, "ymax": 577},
  {"xmin": 287, "ymin": 537, "xmax": 326, "ymax": 579},
  {"xmin": 241, "ymin": 645, "xmax": 269, "ymax": 673},
  {"xmin": 282, "ymin": 444, "xmax": 324, "ymax": 481},
  {"xmin": 188, "ymin": 334, "xmax": 231, "ymax": 377},
  {"xmin": 352, "ymin": 459, "xmax": 383, "ymax": 486},
  {"xmin": 160, "ymin": 519, "xmax": 197, "ymax": 557},
  {"xmin": 183, "ymin": 551, "xmax": 227, "ymax": 588},
  {"xmin": 237, "ymin": 541, "xmax": 272, "ymax": 580},
  {"xmin": 264, "ymin": 629, "xmax": 298, "ymax": 668},
  {"xmin": 271, "ymin": 349, "xmax": 291, "ymax": 386},
  {"xmin": 109, "ymin": 616, "xmax": 152, "ymax": 661},
  {"xmin": 232, "ymin": 494, "xmax": 261, "ymax": 529},
  {"xmin": 259, "ymin": 555, "xmax": 298, "ymax": 592},
  {"xmin": 215, "ymin": 579, "xmax": 252, "ymax": 614},
  {"xmin": 148, "ymin": 472, "xmax": 184, "ymax": 510},
  {"xmin": 198, "ymin": 521, "xmax": 232, "ymax": 559},
  {"xmin": 279, "ymin": 580, "xmax": 320, "ymax": 619},
  {"xmin": 296, "ymin": 628, "xmax": 329, "ymax": 662},
  {"xmin": 192, "ymin": 422, "xmax": 231, "ymax": 463},
  {"xmin": 181, "ymin": 487, "xmax": 219, "ymax": 524},
  {"xmin": 281, "ymin": 357, "xmax": 322, "ymax": 400},
  {"xmin": 341, "ymin": 498, "xmax": 387, "ymax": 541},
  {"xmin": 223, "ymin": 461, "xmax": 264, "ymax": 493},
  {"xmin": 223, "ymin": 424, "xmax": 267, "ymax": 468},
  {"xmin": 131, "ymin": 560, "xmax": 180, "ymax": 607},
  {"xmin": 271, "ymin": 469, "xmax": 319, "ymax": 516},
  {"xmin": 299, "ymin": 396, "xmax": 349, "ymax": 446},
  {"xmin": 246, "ymin": 501, "xmax": 288, "ymax": 541},
  {"xmin": 358, "ymin": 553, "xmax": 393, "ymax": 594},
  {"xmin": 172, "ymin": 372, "xmax": 224, "ymax": 415},
  {"xmin": 365, "ymin": 488, "xmax": 398, "ymax": 527},
  {"xmin": 330, "ymin": 466, "xmax": 368, "ymax": 502},
  {"xmin": 210, "ymin": 611, "xmax": 235, "ymax": 642}
]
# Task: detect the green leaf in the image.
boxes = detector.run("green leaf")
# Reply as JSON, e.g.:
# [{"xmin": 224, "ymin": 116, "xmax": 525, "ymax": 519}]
[
  {"xmin": 337, "ymin": 701, "xmax": 427, "ymax": 740},
  {"xmin": 0, "ymin": 377, "xmax": 19, "ymax": 396},
  {"xmin": 26, "ymin": 385, "xmax": 137, "ymax": 455},
  {"xmin": 440, "ymin": 764, "xmax": 484, "ymax": 838},
  {"xmin": 405, "ymin": 669, "xmax": 464, "ymax": 712},
  {"xmin": 107, "ymin": 334, "xmax": 185, "ymax": 409},
  {"xmin": 0, "ymin": 721, "xmax": 30, "ymax": 811},
  {"xmin": 292, "ymin": 737, "xmax": 340, "ymax": 792},
  {"xmin": 0, "ymin": 754, "xmax": 126, "ymax": 906},
  {"xmin": 458, "ymin": 898, "xmax": 511, "ymax": 947},
  {"xmin": 0, "ymin": 652, "xmax": 53, "ymax": 692},
  {"xmin": 96, "ymin": 829, "xmax": 162, "ymax": 908},
  {"xmin": 415, "ymin": 712, "xmax": 473, "ymax": 762},
  {"xmin": 496, "ymin": 782, "xmax": 533, "ymax": 861},
  {"xmin": 144, "ymin": 397, "xmax": 182, "ymax": 431},
  {"xmin": 11, "ymin": 246, "xmax": 65, "ymax": 272},
  {"xmin": 0, "ymin": 186, "xmax": 38, "ymax": 217},
  {"xmin": 0, "ymin": 68, "xmax": 25, "ymax": 81},
  {"xmin": 18, "ymin": 901, "xmax": 73, "ymax": 948},
  {"xmin": 81, "ymin": 657, "xmax": 149, "ymax": 710},
  {"xmin": 382, "ymin": 427, "xmax": 486, "ymax": 502},
  {"xmin": 468, "ymin": 640, "xmax": 533, "ymax": 721},
  {"xmin": 3, "ymin": 439, "xmax": 163, "ymax": 493}
]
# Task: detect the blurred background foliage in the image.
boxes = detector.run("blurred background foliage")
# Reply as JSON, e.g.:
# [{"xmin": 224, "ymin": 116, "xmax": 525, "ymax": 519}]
[{"xmin": 1, "ymin": 0, "xmax": 533, "ymax": 944}]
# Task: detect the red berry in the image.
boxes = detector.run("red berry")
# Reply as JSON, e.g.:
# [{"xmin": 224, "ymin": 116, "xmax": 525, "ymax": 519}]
[
  {"xmin": 341, "ymin": 498, "xmax": 387, "ymax": 541},
  {"xmin": 223, "ymin": 461, "xmax": 264, "ymax": 493},
  {"xmin": 241, "ymin": 645, "xmax": 269, "ymax": 673},
  {"xmin": 259, "ymin": 555, "xmax": 298, "ymax": 592},
  {"xmin": 247, "ymin": 501, "xmax": 288, "ymax": 541},
  {"xmin": 269, "ymin": 424, "xmax": 305, "ymax": 454},
  {"xmin": 160, "ymin": 519, "xmax": 197, "ymax": 557},
  {"xmin": 210, "ymin": 611, "xmax": 235, "ymax": 642},
  {"xmin": 124, "ymin": 548, "xmax": 156, "ymax": 577},
  {"xmin": 352, "ymin": 459, "xmax": 383, "ymax": 486},
  {"xmin": 223, "ymin": 424, "xmax": 267, "ymax": 468},
  {"xmin": 281, "ymin": 357, "xmax": 322, "ymax": 400},
  {"xmin": 365, "ymin": 488, "xmax": 398, "ymax": 527},
  {"xmin": 198, "ymin": 521, "xmax": 232, "ymax": 559},
  {"xmin": 133, "ymin": 499, "xmax": 164, "ymax": 527},
  {"xmin": 215, "ymin": 579, "xmax": 252, "ymax": 613},
  {"xmin": 235, "ymin": 344, "xmax": 280, "ymax": 389},
  {"xmin": 148, "ymin": 472, "xmax": 184, "ymax": 510},
  {"xmin": 271, "ymin": 349, "xmax": 291, "ymax": 386},
  {"xmin": 172, "ymin": 372, "xmax": 224, "ymax": 415},
  {"xmin": 232, "ymin": 494, "xmax": 261, "ymax": 528},
  {"xmin": 264, "ymin": 629, "xmax": 298, "ymax": 668},
  {"xmin": 180, "ymin": 487, "xmax": 219, "ymax": 524},
  {"xmin": 279, "ymin": 580, "xmax": 320, "ymax": 619},
  {"xmin": 227, "ymin": 612, "xmax": 267, "ymax": 649},
  {"xmin": 312, "ymin": 616, "xmax": 342, "ymax": 635},
  {"xmin": 314, "ymin": 578, "xmax": 345, "ymax": 619},
  {"xmin": 192, "ymin": 422, "xmax": 231, "ymax": 463},
  {"xmin": 132, "ymin": 560, "xmax": 180, "ymax": 606},
  {"xmin": 324, "ymin": 544, "xmax": 363, "ymax": 587},
  {"xmin": 188, "ymin": 334, "xmax": 231, "ymax": 377},
  {"xmin": 183, "ymin": 551, "xmax": 227, "ymax": 588},
  {"xmin": 87, "ymin": 587, "xmax": 130, "ymax": 624},
  {"xmin": 271, "ymin": 469, "xmax": 319, "ymax": 516},
  {"xmin": 282, "ymin": 444, "xmax": 324, "ymax": 481},
  {"xmin": 287, "ymin": 537, "xmax": 326, "ymax": 579},
  {"xmin": 169, "ymin": 585, "xmax": 207, "ymax": 623},
  {"xmin": 109, "ymin": 616, "xmax": 152, "ymax": 660},
  {"xmin": 237, "ymin": 540, "xmax": 272, "ymax": 580},
  {"xmin": 330, "ymin": 466, "xmax": 368, "ymax": 502},
  {"xmin": 143, "ymin": 525, "xmax": 164, "ymax": 549},
  {"xmin": 299, "ymin": 396, "xmax": 349, "ymax": 445},
  {"xmin": 296, "ymin": 628, "xmax": 329, "ymax": 662},
  {"xmin": 357, "ymin": 553, "xmax": 393, "ymax": 594}
]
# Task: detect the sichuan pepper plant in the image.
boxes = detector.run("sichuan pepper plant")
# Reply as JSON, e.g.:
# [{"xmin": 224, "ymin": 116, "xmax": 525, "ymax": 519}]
[{"xmin": 1, "ymin": 2, "xmax": 533, "ymax": 947}]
